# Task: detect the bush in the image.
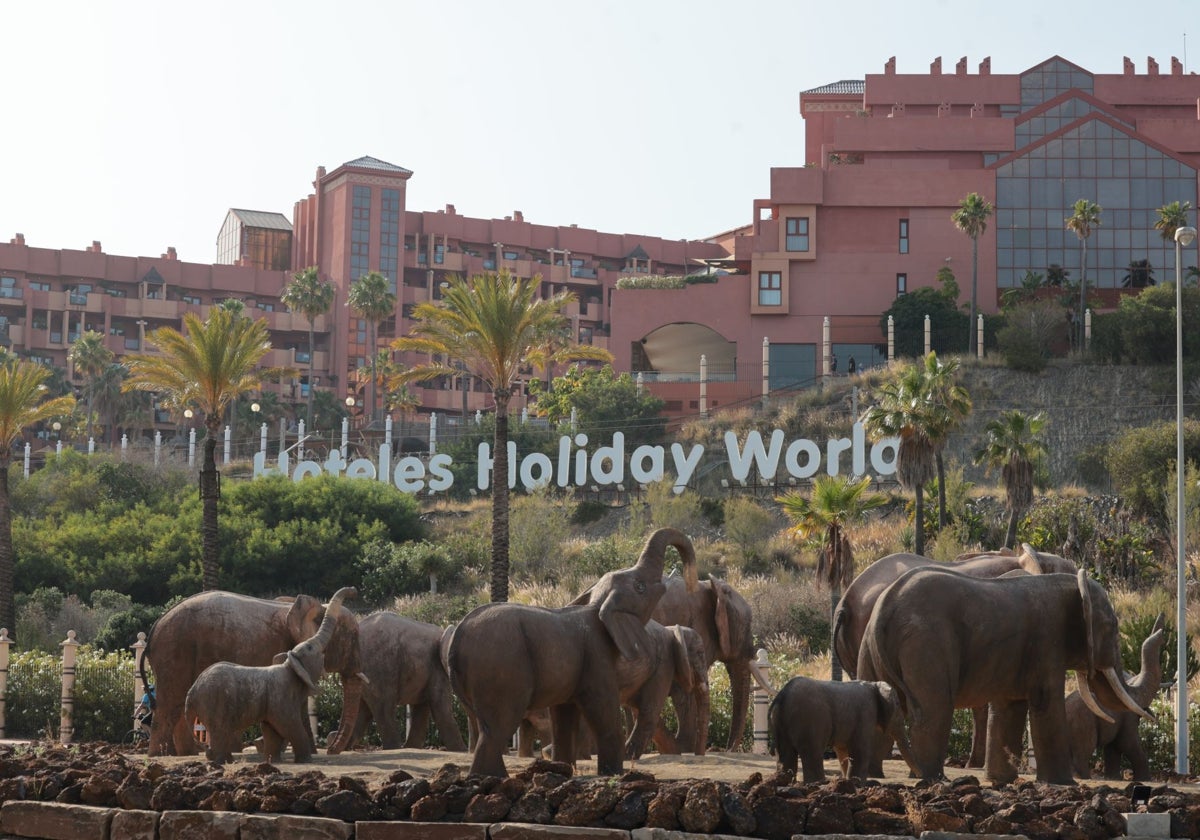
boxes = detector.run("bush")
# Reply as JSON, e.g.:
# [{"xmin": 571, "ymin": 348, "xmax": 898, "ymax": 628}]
[
  {"xmin": 1106, "ymin": 420, "xmax": 1200, "ymax": 520},
  {"xmin": 509, "ymin": 489, "xmax": 572, "ymax": 582},
  {"xmin": 359, "ymin": 540, "xmax": 462, "ymax": 607},
  {"xmin": 722, "ymin": 497, "xmax": 780, "ymax": 575},
  {"xmin": 5, "ymin": 646, "xmax": 134, "ymax": 742},
  {"xmin": 1140, "ymin": 695, "xmax": 1200, "ymax": 776}
]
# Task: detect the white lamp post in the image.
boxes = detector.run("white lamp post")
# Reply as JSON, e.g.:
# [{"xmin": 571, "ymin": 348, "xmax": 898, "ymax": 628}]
[{"xmin": 1176, "ymin": 224, "xmax": 1197, "ymax": 776}]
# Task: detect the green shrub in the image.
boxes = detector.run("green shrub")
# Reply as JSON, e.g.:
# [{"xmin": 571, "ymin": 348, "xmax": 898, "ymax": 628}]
[
  {"xmin": 359, "ymin": 540, "xmax": 462, "ymax": 606},
  {"xmin": 722, "ymin": 497, "xmax": 780, "ymax": 575},
  {"xmin": 4, "ymin": 647, "xmax": 133, "ymax": 742},
  {"xmin": 1106, "ymin": 419, "xmax": 1200, "ymax": 519},
  {"xmin": 509, "ymin": 489, "xmax": 572, "ymax": 582},
  {"xmin": 1140, "ymin": 695, "xmax": 1200, "ymax": 776},
  {"xmin": 571, "ymin": 500, "xmax": 609, "ymax": 525}
]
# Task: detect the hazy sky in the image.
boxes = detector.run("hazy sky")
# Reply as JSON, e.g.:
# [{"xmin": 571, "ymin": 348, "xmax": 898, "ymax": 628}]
[{"xmin": 4, "ymin": 0, "xmax": 1197, "ymax": 264}]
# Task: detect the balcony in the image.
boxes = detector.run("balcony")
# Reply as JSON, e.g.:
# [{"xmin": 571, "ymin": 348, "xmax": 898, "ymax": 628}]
[{"xmin": 0, "ymin": 287, "xmax": 23, "ymax": 301}]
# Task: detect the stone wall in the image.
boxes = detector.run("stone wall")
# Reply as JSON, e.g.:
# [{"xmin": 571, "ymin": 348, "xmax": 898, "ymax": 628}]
[{"xmin": 940, "ymin": 363, "xmax": 1173, "ymax": 489}]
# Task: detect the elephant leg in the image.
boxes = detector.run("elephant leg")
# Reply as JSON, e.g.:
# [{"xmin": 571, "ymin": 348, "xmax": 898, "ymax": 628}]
[
  {"xmin": 986, "ymin": 701, "xmax": 1026, "ymax": 784},
  {"xmin": 908, "ymin": 704, "xmax": 953, "ymax": 781},
  {"xmin": 776, "ymin": 736, "xmax": 798, "ymax": 774},
  {"xmin": 261, "ymin": 721, "xmax": 286, "ymax": 763},
  {"xmin": 576, "ymin": 693, "xmax": 624, "ymax": 776},
  {"xmin": 1115, "ymin": 721, "xmax": 1150, "ymax": 781},
  {"xmin": 518, "ymin": 718, "xmax": 536, "ymax": 758},
  {"xmin": 469, "ymin": 705, "xmax": 522, "ymax": 778},
  {"xmin": 1101, "ymin": 741, "xmax": 1123, "ymax": 780},
  {"xmin": 431, "ymin": 696, "xmax": 467, "ymax": 752},
  {"xmin": 968, "ymin": 705, "xmax": 988, "ymax": 768},
  {"xmin": 652, "ymin": 723, "xmax": 681, "ymax": 755},
  {"xmin": 1027, "ymin": 699, "xmax": 1073, "ymax": 785},
  {"xmin": 281, "ymin": 717, "xmax": 314, "ymax": 763},
  {"xmin": 173, "ymin": 710, "xmax": 199, "ymax": 756},
  {"xmin": 403, "ymin": 704, "xmax": 432, "ymax": 749},
  {"xmin": 550, "ymin": 703, "xmax": 581, "ymax": 765},
  {"xmin": 799, "ymin": 740, "xmax": 827, "ymax": 784},
  {"xmin": 348, "ymin": 699, "xmax": 373, "ymax": 750}
]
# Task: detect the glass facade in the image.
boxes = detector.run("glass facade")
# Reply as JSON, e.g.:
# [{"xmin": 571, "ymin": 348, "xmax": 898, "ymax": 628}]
[
  {"xmin": 768, "ymin": 343, "xmax": 816, "ymax": 391},
  {"xmin": 380, "ymin": 189, "xmax": 400, "ymax": 293},
  {"xmin": 1019, "ymin": 57, "xmax": 1093, "ymax": 111},
  {"xmin": 994, "ymin": 60, "xmax": 1197, "ymax": 289},
  {"xmin": 351, "ymin": 186, "xmax": 371, "ymax": 282},
  {"xmin": 996, "ymin": 119, "xmax": 1197, "ymax": 288}
]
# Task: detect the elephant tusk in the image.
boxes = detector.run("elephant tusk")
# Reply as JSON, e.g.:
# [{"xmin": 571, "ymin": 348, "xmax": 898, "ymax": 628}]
[
  {"xmin": 357, "ymin": 671, "xmax": 371, "ymax": 686},
  {"xmin": 1104, "ymin": 667, "xmax": 1154, "ymax": 721},
  {"xmin": 751, "ymin": 665, "xmax": 776, "ymax": 696},
  {"xmin": 1076, "ymin": 674, "xmax": 1115, "ymax": 724}
]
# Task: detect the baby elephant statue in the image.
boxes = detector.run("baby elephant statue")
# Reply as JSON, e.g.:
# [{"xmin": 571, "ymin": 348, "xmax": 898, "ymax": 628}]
[
  {"xmin": 769, "ymin": 675, "xmax": 912, "ymax": 783},
  {"xmin": 1066, "ymin": 613, "xmax": 1166, "ymax": 780},
  {"xmin": 185, "ymin": 587, "xmax": 357, "ymax": 765}
]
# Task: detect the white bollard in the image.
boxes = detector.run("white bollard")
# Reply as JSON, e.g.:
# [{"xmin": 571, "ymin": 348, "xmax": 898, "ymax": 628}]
[
  {"xmin": 59, "ymin": 631, "xmax": 79, "ymax": 744},
  {"xmin": 0, "ymin": 628, "xmax": 12, "ymax": 737},
  {"xmin": 752, "ymin": 648, "xmax": 771, "ymax": 755}
]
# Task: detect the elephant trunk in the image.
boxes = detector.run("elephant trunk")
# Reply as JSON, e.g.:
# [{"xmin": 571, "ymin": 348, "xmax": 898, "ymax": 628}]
[
  {"xmin": 724, "ymin": 660, "xmax": 751, "ymax": 751},
  {"xmin": 693, "ymin": 680, "xmax": 711, "ymax": 757},
  {"xmin": 313, "ymin": 587, "xmax": 356, "ymax": 650},
  {"xmin": 326, "ymin": 672, "xmax": 367, "ymax": 754},
  {"xmin": 635, "ymin": 528, "xmax": 698, "ymax": 592}
]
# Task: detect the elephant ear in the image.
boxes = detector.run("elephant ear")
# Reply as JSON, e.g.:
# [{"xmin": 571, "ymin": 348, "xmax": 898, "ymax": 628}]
[
  {"xmin": 286, "ymin": 651, "xmax": 318, "ymax": 691},
  {"xmin": 713, "ymin": 580, "xmax": 742, "ymax": 661},
  {"xmin": 1077, "ymin": 569, "xmax": 1097, "ymax": 675},
  {"xmin": 599, "ymin": 592, "xmax": 651, "ymax": 661},
  {"xmin": 287, "ymin": 594, "xmax": 323, "ymax": 642},
  {"xmin": 873, "ymin": 682, "xmax": 897, "ymax": 728},
  {"xmin": 569, "ymin": 581, "xmax": 598, "ymax": 607}
]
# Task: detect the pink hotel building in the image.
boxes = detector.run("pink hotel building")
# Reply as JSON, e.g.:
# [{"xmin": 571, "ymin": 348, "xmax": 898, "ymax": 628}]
[{"xmin": 0, "ymin": 55, "xmax": 1197, "ymax": 432}]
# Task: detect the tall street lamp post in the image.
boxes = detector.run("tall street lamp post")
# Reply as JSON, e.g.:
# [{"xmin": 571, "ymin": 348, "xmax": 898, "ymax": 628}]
[{"xmin": 1176, "ymin": 224, "xmax": 1197, "ymax": 775}]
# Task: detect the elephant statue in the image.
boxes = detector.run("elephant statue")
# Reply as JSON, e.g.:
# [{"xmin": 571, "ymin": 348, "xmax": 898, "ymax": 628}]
[
  {"xmin": 143, "ymin": 589, "xmax": 365, "ymax": 757},
  {"xmin": 518, "ymin": 621, "xmax": 711, "ymax": 761},
  {"xmin": 445, "ymin": 527, "xmax": 697, "ymax": 777},
  {"xmin": 768, "ymin": 675, "xmax": 913, "ymax": 783},
  {"xmin": 646, "ymin": 567, "xmax": 774, "ymax": 752},
  {"xmin": 184, "ymin": 587, "xmax": 356, "ymax": 765},
  {"xmin": 343, "ymin": 612, "xmax": 466, "ymax": 751},
  {"xmin": 1066, "ymin": 613, "xmax": 1166, "ymax": 780},
  {"xmin": 858, "ymin": 567, "xmax": 1150, "ymax": 785},
  {"xmin": 833, "ymin": 544, "xmax": 1075, "ymax": 767}
]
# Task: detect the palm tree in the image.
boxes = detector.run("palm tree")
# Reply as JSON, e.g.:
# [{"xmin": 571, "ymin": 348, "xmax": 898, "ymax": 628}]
[
  {"xmin": 862, "ymin": 357, "xmax": 938, "ymax": 555},
  {"xmin": 124, "ymin": 308, "xmax": 271, "ymax": 590},
  {"xmin": 90, "ymin": 362, "xmax": 128, "ymax": 445},
  {"xmin": 952, "ymin": 193, "xmax": 994, "ymax": 355},
  {"xmin": 777, "ymin": 474, "xmax": 887, "ymax": 680},
  {"xmin": 0, "ymin": 360, "xmax": 75, "ymax": 633},
  {"xmin": 346, "ymin": 272, "xmax": 396, "ymax": 426},
  {"xmin": 973, "ymin": 410, "xmax": 1047, "ymax": 548},
  {"xmin": 392, "ymin": 270, "xmax": 612, "ymax": 602},
  {"xmin": 68, "ymin": 330, "xmax": 114, "ymax": 441},
  {"xmin": 1155, "ymin": 200, "xmax": 1193, "ymax": 245},
  {"xmin": 1065, "ymin": 199, "xmax": 1102, "ymax": 351},
  {"xmin": 281, "ymin": 266, "xmax": 334, "ymax": 430},
  {"xmin": 919, "ymin": 352, "xmax": 973, "ymax": 528}
]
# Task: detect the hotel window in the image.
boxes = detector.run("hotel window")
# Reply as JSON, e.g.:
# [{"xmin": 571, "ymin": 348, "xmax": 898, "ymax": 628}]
[
  {"xmin": 758, "ymin": 271, "xmax": 782, "ymax": 306},
  {"xmin": 351, "ymin": 186, "xmax": 371, "ymax": 281},
  {"xmin": 28, "ymin": 281, "xmax": 49, "ymax": 292},
  {"xmin": 899, "ymin": 219, "xmax": 909, "ymax": 254},
  {"xmin": 896, "ymin": 274, "xmax": 907, "ymax": 295},
  {"xmin": 182, "ymin": 294, "xmax": 202, "ymax": 306},
  {"xmin": 785, "ymin": 217, "xmax": 810, "ymax": 252},
  {"xmin": 434, "ymin": 244, "xmax": 445, "ymax": 264}
]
